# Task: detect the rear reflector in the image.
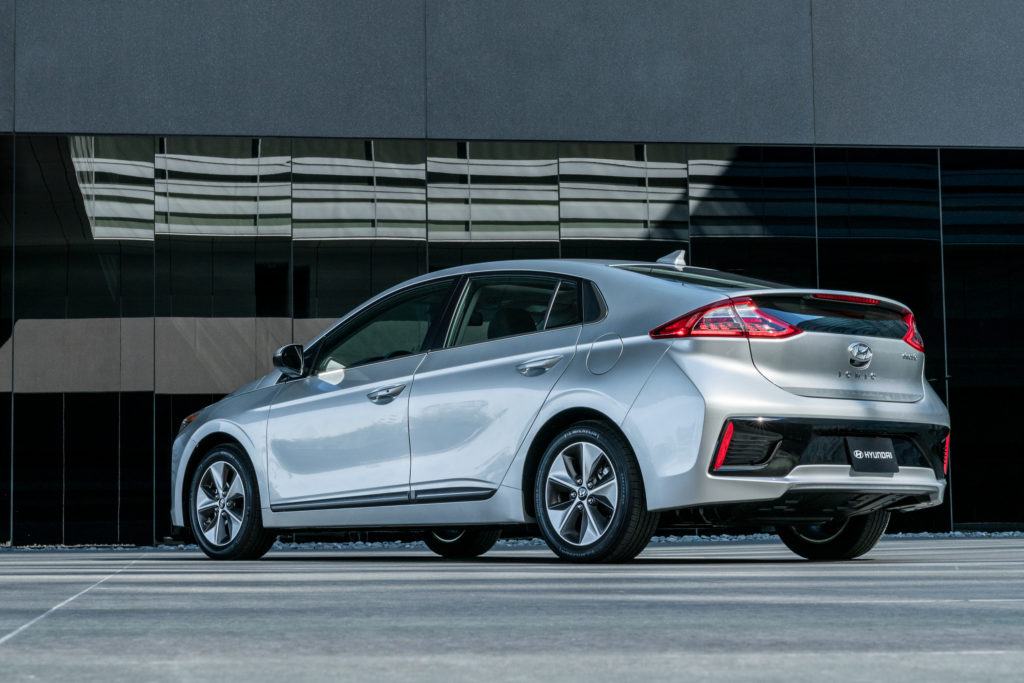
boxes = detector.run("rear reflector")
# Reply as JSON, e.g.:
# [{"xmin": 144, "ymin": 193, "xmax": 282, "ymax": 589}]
[
  {"xmin": 903, "ymin": 311, "xmax": 925, "ymax": 352},
  {"xmin": 713, "ymin": 422, "xmax": 735, "ymax": 471},
  {"xmin": 650, "ymin": 297, "xmax": 801, "ymax": 340},
  {"xmin": 943, "ymin": 433, "xmax": 950, "ymax": 474},
  {"xmin": 812, "ymin": 293, "xmax": 880, "ymax": 305}
]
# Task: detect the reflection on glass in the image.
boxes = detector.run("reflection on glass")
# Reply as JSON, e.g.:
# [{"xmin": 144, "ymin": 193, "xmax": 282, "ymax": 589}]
[
  {"xmin": 645, "ymin": 144, "xmax": 689, "ymax": 241},
  {"xmin": 559, "ymin": 142, "xmax": 647, "ymax": 239},
  {"xmin": 293, "ymin": 139, "xmax": 425, "ymax": 239},
  {"xmin": 428, "ymin": 141, "xmax": 558, "ymax": 241},
  {"xmin": 816, "ymin": 148, "xmax": 939, "ymax": 239},
  {"xmin": 940, "ymin": 149, "xmax": 1024, "ymax": 245},
  {"xmin": 71, "ymin": 136, "xmax": 155, "ymax": 240},
  {"xmin": 688, "ymin": 145, "xmax": 814, "ymax": 284},
  {"xmin": 158, "ymin": 137, "xmax": 263, "ymax": 236}
]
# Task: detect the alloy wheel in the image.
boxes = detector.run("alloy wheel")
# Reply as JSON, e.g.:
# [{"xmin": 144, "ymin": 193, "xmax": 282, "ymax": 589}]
[
  {"xmin": 195, "ymin": 461, "xmax": 246, "ymax": 546},
  {"xmin": 544, "ymin": 441, "xmax": 619, "ymax": 546}
]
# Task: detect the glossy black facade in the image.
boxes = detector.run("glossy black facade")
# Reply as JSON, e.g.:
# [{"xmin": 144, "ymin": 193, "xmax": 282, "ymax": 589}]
[{"xmin": 1, "ymin": 134, "xmax": 1021, "ymax": 545}]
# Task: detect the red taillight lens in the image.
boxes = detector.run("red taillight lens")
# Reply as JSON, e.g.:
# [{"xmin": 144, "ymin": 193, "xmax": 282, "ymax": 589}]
[
  {"xmin": 731, "ymin": 298, "xmax": 801, "ymax": 338},
  {"xmin": 650, "ymin": 298, "xmax": 801, "ymax": 340},
  {"xmin": 713, "ymin": 422, "xmax": 735, "ymax": 471},
  {"xmin": 943, "ymin": 433, "xmax": 950, "ymax": 474},
  {"xmin": 811, "ymin": 293, "xmax": 880, "ymax": 305},
  {"xmin": 903, "ymin": 311, "xmax": 925, "ymax": 352}
]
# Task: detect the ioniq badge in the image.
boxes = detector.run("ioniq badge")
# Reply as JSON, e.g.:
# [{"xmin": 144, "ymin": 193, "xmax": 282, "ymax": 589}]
[{"xmin": 848, "ymin": 342, "xmax": 872, "ymax": 368}]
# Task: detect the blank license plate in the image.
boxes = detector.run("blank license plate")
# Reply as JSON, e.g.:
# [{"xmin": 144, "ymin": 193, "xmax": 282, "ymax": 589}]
[{"xmin": 846, "ymin": 436, "xmax": 898, "ymax": 474}]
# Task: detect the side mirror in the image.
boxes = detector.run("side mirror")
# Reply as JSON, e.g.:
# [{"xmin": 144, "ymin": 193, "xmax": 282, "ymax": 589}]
[{"xmin": 273, "ymin": 344, "xmax": 306, "ymax": 379}]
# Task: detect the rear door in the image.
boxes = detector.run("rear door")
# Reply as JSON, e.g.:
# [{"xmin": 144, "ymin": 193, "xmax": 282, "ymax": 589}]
[{"xmin": 407, "ymin": 274, "xmax": 581, "ymax": 501}]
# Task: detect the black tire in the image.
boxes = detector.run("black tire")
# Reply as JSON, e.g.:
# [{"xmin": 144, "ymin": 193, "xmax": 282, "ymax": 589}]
[
  {"xmin": 423, "ymin": 528, "xmax": 502, "ymax": 559},
  {"xmin": 533, "ymin": 420, "xmax": 659, "ymax": 563},
  {"xmin": 776, "ymin": 510, "xmax": 890, "ymax": 561},
  {"xmin": 188, "ymin": 444, "xmax": 277, "ymax": 560}
]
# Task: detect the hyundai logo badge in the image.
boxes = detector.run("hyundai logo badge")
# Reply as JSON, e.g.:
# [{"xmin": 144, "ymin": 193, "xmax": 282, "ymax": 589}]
[{"xmin": 848, "ymin": 342, "xmax": 873, "ymax": 368}]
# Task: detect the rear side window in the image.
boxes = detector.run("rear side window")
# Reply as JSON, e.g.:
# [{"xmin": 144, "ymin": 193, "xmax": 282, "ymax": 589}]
[{"xmin": 446, "ymin": 275, "xmax": 582, "ymax": 347}]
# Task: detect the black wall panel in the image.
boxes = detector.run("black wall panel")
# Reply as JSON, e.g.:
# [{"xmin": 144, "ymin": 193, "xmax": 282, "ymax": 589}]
[
  {"xmin": 426, "ymin": 0, "xmax": 814, "ymax": 143},
  {"xmin": 64, "ymin": 393, "xmax": 119, "ymax": 545},
  {"xmin": 120, "ymin": 392, "xmax": 154, "ymax": 545},
  {"xmin": 12, "ymin": 394, "xmax": 62, "ymax": 544}
]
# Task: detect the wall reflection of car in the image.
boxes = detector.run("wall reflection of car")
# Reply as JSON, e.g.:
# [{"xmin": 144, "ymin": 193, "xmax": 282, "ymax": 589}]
[{"xmin": 171, "ymin": 257, "xmax": 950, "ymax": 563}]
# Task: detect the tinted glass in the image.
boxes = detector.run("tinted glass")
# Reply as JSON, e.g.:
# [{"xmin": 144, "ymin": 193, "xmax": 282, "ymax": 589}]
[
  {"xmin": 941, "ymin": 148, "xmax": 1024, "ymax": 524},
  {"xmin": 559, "ymin": 142, "xmax": 647, "ymax": 239},
  {"xmin": 688, "ymin": 145, "xmax": 816, "ymax": 286},
  {"xmin": 447, "ymin": 275, "xmax": 559, "ymax": 346},
  {"xmin": 315, "ymin": 279, "xmax": 454, "ymax": 371},
  {"xmin": 545, "ymin": 280, "xmax": 580, "ymax": 329}
]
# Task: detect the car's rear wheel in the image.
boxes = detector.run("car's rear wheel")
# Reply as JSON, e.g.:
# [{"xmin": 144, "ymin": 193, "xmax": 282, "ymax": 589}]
[
  {"xmin": 534, "ymin": 420, "xmax": 658, "ymax": 563},
  {"xmin": 776, "ymin": 510, "xmax": 890, "ymax": 560},
  {"xmin": 423, "ymin": 528, "xmax": 502, "ymax": 558},
  {"xmin": 189, "ymin": 445, "xmax": 276, "ymax": 560}
]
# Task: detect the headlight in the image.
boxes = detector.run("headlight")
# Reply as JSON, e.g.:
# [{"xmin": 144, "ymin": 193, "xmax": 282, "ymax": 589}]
[{"xmin": 179, "ymin": 412, "xmax": 200, "ymax": 433}]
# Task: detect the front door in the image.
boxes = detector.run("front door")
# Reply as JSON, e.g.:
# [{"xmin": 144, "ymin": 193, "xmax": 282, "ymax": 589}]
[{"xmin": 266, "ymin": 279, "xmax": 455, "ymax": 510}]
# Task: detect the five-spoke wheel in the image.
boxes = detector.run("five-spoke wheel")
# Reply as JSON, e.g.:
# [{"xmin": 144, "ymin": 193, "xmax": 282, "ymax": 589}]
[
  {"xmin": 534, "ymin": 421, "xmax": 658, "ymax": 563},
  {"xmin": 189, "ymin": 445, "xmax": 277, "ymax": 560},
  {"xmin": 195, "ymin": 461, "xmax": 246, "ymax": 547},
  {"xmin": 544, "ymin": 441, "xmax": 619, "ymax": 546}
]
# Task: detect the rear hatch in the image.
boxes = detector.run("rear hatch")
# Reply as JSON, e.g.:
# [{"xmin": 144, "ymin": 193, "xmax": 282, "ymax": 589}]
[{"xmin": 739, "ymin": 291, "xmax": 925, "ymax": 402}]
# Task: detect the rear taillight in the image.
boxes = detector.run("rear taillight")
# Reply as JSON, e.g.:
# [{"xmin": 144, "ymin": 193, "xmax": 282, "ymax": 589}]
[
  {"xmin": 903, "ymin": 311, "xmax": 925, "ymax": 352},
  {"xmin": 650, "ymin": 297, "xmax": 801, "ymax": 340},
  {"xmin": 943, "ymin": 433, "xmax": 950, "ymax": 474},
  {"xmin": 713, "ymin": 422, "xmax": 735, "ymax": 471}
]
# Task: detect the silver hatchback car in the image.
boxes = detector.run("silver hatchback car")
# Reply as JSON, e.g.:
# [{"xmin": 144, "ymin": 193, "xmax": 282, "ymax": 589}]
[{"xmin": 171, "ymin": 258, "xmax": 950, "ymax": 562}]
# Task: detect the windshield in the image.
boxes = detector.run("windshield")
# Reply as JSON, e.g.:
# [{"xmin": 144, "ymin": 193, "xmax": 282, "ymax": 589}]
[{"xmin": 612, "ymin": 264, "xmax": 787, "ymax": 290}]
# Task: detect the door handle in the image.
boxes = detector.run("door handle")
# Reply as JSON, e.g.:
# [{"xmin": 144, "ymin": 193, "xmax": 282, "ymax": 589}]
[
  {"xmin": 516, "ymin": 355, "xmax": 563, "ymax": 377},
  {"xmin": 366, "ymin": 383, "xmax": 407, "ymax": 404}
]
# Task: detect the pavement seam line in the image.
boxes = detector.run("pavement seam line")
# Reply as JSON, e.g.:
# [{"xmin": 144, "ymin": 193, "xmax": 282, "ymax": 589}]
[{"xmin": 0, "ymin": 557, "xmax": 140, "ymax": 646}]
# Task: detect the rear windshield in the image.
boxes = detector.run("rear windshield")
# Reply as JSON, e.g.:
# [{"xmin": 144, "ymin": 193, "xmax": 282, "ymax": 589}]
[
  {"xmin": 613, "ymin": 264, "xmax": 786, "ymax": 290},
  {"xmin": 754, "ymin": 295, "xmax": 907, "ymax": 339}
]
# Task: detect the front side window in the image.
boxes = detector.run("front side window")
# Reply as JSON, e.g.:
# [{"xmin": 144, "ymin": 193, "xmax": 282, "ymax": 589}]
[
  {"xmin": 315, "ymin": 279, "xmax": 454, "ymax": 372},
  {"xmin": 446, "ymin": 275, "xmax": 579, "ymax": 347}
]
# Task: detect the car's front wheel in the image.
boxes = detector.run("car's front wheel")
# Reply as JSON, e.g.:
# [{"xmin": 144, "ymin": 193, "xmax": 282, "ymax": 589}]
[
  {"xmin": 533, "ymin": 421, "xmax": 658, "ymax": 563},
  {"xmin": 423, "ymin": 528, "xmax": 502, "ymax": 558},
  {"xmin": 776, "ymin": 510, "xmax": 890, "ymax": 560},
  {"xmin": 189, "ymin": 445, "xmax": 276, "ymax": 560}
]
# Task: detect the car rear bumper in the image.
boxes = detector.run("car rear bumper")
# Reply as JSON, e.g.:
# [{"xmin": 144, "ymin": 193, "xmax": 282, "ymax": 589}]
[{"xmin": 622, "ymin": 340, "xmax": 949, "ymax": 513}]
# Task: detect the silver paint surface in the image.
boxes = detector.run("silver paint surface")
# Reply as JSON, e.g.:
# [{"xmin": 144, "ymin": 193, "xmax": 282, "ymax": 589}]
[{"xmin": 171, "ymin": 259, "xmax": 949, "ymax": 532}]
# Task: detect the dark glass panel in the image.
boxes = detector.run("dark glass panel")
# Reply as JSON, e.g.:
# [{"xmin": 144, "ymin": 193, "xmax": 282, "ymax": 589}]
[
  {"xmin": 373, "ymin": 140, "xmax": 426, "ymax": 238},
  {"xmin": 64, "ymin": 393, "xmax": 118, "ymax": 544},
  {"xmin": 941, "ymin": 148, "xmax": 1024, "ymax": 524},
  {"xmin": 293, "ymin": 138, "xmax": 424, "ymax": 240},
  {"xmin": 119, "ymin": 391, "xmax": 154, "ymax": 545},
  {"xmin": 257, "ymin": 138, "xmax": 292, "ymax": 237},
  {"xmin": 156, "ymin": 394, "xmax": 217, "ymax": 541},
  {"xmin": 644, "ymin": 143, "xmax": 689, "ymax": 241},
  {"xmin": 559, "ymin": 240, "xmax": 685, "ymax": 262},
  {"xmin": 688, "ymin": 145, "xmax": 815, "ymax": 285},
  {"xmin": 427, "ymin": 140, "xmax": 470, "ymax": 239},
  {"xmin": 559, "ymin": 142, "xmax": 648, "ymax": 239},
  {"xmin": 815, "ymin": 148, "xmax": 945, "ymax": 397},
  {"xmin": 0, "ymin": 393, "xmax": 9, "ymax": 545},
  {"xmin": 158, "ymin": 137, "xmax": 258, "ymax": 236},
  {"xmin": 293, "ymin": 138, "xmax": 375, "ymax": 238},
  {"xmin": 292, "ymin": 240, "xmax": 426, "ymax": 322},
  {"xmin": 12, "ymin": 393, "xmax": 62, "ymax": 544},
  {"xmin": 427, "ymin": 242, "xmax": 558, "ymax": 272},
  {"xmin": 465, "ymin": 141, "xmax": 558, "ymax": 240}
]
